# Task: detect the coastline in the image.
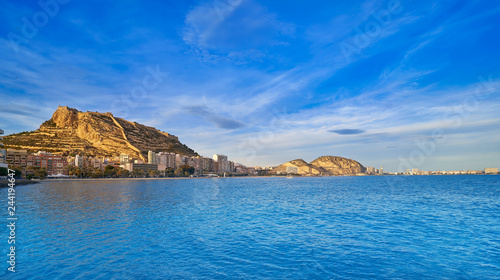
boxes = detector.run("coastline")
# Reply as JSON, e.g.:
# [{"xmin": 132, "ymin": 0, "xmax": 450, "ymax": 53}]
[
  {"xmin": 2, "ymin": 173, "xmax": 497, "ymax": 186},
  {"xmin": 0, "ymin": 179, "xmax": 40, "ymax": 188},
  {"xmin": 16, "ymin": 176, "xmax": 295, "ymax": 183},
  {"xmin": 35, "ymin": 176, "xmax": 268, "ymax": 182}
]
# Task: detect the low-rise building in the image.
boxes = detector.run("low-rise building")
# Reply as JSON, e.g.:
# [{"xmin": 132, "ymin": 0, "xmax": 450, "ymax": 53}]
[
  {"xmin": 123, "ymin": 163, "xmax": 158, "ymax": 172},
  {"xmin": 235, "ymin": 165, "xmax": 248, "ymax": 174},
  {"xmin": 485, "ymin": 167, "xmax": 498, "ymax": 174},
  {"xmin": 32, "ymin": 151, "xmax": 68, "ymax": 175},
  {"xmin": 0, "ymin": 129, "xmax": 7, "ymax": 169},
  {"xmin": 6, "ymin": 149, "xmax": 68, "ymax": 175},
  {"xmin": 120, "ymin": 154, "xmax": 130, "ymax": 165},
  {"xmin": 90, "ymin": 158, "xmax": 103, "ymax": 169},
  {"xmin": 6, "ymin": 149, "xmax": 28, "ymax": 169},
  {"xmin": 0, "ymin": 149, "xmax": 7, "ymax": 169}
]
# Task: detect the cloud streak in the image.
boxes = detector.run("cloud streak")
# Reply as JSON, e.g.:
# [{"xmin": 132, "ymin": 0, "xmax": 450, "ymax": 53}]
[
  {"xmin": 329, "ymin": 129, "xmax": 366, "ymax": 135},
  {"xmin": 182, "ymin": 0, "xmax": 295, "ymax": 63},
  {"xmin": 185, "ymin": 105, "xmax": 245, "ymax": 130}
]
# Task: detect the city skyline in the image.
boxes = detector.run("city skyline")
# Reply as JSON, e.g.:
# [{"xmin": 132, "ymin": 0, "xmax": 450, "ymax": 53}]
[
  {"xmin": 3, "ymin": 147, "xmax": 497, "ymax": 177},
  {"xmin": 1, "ymin": 0, "xmax": 499, "ymax": 171}
]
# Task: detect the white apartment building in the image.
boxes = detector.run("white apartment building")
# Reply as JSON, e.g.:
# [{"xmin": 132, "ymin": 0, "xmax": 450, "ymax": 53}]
[
  {"xmin": 213, "ymin": 154, "xmax": 228, "ymax": 172},
  {"xmin": 120, "ymin": 154, "xmax": 130, "ymax": 165},
  {"xmin": 157, "ymin": 152, "xmax": 176, "ymax": 169},
  {"xmin": 148, "ymin": 151, "xmax": 157, "ymax": 164}
]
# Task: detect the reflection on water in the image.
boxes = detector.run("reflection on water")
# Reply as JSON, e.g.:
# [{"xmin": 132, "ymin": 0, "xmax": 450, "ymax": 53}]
[{"xmin": 0, "ymin": 176, "xmax": 499, "ymax": 279}]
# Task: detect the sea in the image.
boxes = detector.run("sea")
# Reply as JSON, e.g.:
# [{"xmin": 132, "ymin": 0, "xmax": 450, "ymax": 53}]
[{"xmin": 1, "ymin": 175, "xmax": 499, "ymax": 279}]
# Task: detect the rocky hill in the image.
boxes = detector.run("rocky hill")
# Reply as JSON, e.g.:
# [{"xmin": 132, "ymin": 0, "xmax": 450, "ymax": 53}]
[
  {"xmin": 3, "ymin": 106, "xmax": 197, "ymax": 161},
  {"xmin": 271, "ymin": 159, "xmax": 327, "ymax": 175},
  {"xmin": 272, "ymin": 156, "xmax": 365, "ymax": 176},
  {"xmin": 310, "ymin": 156, "xmax": 366, "ymax": 175}
]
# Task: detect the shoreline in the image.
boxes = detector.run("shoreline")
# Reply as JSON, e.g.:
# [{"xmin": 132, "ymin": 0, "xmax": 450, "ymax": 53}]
[
  {"xmin": 34, "ymin": 176, "xmax": 271, "ymax": 182},
  {"xmin": 0, "ymin": 179, "xmax": 40, "ymax": 188},
  {"xmin": 12, "ymin": 173, "xmax": 500, "ymax": 183},
  {"xmin": 2, "ymin": 173, "xmax": 497, "ymax": 186}
]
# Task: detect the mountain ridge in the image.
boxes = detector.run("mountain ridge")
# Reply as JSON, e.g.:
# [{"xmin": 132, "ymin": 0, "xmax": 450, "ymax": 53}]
[
  {"xmin": 3, "ymin": 106, "xmax": 198, "ymax": 160},
  {"xmin": 273, "ymin": 155, "xmax": 366, "ymax": 175}
]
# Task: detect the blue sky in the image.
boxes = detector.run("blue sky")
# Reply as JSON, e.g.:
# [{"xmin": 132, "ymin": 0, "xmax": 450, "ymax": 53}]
[{"xmin": 1, "ymin": 0, "xmax": 499, "ymax": 171}]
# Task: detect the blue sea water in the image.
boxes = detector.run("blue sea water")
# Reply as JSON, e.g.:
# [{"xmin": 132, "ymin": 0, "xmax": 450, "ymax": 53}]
[{"xmin": 1, "ymin": 175, "xmax": 499, "ymax": 279}]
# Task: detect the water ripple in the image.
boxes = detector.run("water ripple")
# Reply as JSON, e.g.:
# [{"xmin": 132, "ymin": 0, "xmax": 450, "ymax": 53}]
[{"xmin": 0, "ymin": 175, "xmax": 499, "ymax": 279}]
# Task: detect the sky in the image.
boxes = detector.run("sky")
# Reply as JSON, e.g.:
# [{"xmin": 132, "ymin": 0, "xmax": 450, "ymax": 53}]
[{"xmin": 1, "ymin": 0, "xmax": 499, "ymax": 172}]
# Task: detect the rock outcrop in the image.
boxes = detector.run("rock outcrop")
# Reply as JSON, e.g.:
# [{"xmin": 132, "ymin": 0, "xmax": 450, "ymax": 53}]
[
  {"xmin": 310, "ymin": 156, "xmax": 366, "ymax": 175},
  {"xmin": 3, "ymin": 106, "xmax": 197, "ymax": 160},
  {"xmin": 272, "ymin": 156, "xmax": 365, "ymax": 176},
  {"xmin": 271, "ymin": 159, "xmax": 327, "ymax": 175}
]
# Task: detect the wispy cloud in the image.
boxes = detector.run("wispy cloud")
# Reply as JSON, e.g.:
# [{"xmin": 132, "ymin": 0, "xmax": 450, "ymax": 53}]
[
  {"xmin": 185, "ymin": 105, "xmax": 245, "ymax": 129},
  {"xmin": 0, "ymin": 103, "xmax": 42, "ymax": 118},
  {"xmin": 329, "ymin": 129, "xmax": 366, "ymax": 135},
  {"xmin": 182, "ymin": 0, "xmax": 295, "ymax": 63}
]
